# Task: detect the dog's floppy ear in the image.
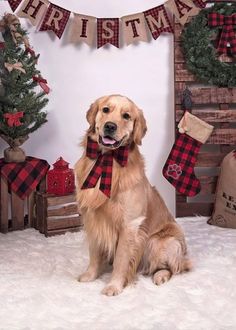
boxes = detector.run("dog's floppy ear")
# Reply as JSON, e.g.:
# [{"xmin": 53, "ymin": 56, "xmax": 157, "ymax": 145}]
[
  {"xmin": 86, "ymin": 101, "xmax": 98, "ymax": 133},
  {"xmin": 133, "ymin": 109, "xmax": 147, "ymax": 145}
]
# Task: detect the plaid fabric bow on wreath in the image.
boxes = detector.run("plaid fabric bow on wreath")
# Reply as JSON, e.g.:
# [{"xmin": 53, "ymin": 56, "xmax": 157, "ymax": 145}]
[{"xmin": 208, "ymin": 12, "xmax": 236, "ymax": 55}]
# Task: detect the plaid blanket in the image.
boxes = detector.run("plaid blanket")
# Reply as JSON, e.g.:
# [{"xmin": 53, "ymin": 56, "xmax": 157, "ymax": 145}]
[{"xmin": 0, "ymin": 157, "xmax": 49, "ymax": 199}]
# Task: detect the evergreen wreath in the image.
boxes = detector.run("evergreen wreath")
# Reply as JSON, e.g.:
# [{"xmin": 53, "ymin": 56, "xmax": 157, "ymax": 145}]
[{"xmin": 181, "ymin": 3, "xmax": 236, "ymax": 88}]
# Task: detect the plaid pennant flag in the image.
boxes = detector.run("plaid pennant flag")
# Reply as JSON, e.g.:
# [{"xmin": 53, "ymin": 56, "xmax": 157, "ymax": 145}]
[
  {"xmin": 39, "ymin": 3, "xmax": 70, "ymax": 39},
  {"xmin": 97, "ymin": 18, "xmax": 119, "ymax": 48},
  {"xmin": 17, "ymin": 0, "xmax": 48, "ymax": 26},
  {"xmin": 193, "ymin": 0, "xmax": 207, "ymax": 8},
  {"xmin": 8, "ymin": 0, "xmax": 23, "ymax": 12},
  {"xmin": 144, "ymin": 5, "xmax": 173, "ymax": 40},
  {"xmin": 208, "ymin": 13, "xmax": 236, "ymax": 55}
]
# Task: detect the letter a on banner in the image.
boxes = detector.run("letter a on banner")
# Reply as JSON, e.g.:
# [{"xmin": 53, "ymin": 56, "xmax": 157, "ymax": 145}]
[
  {"xmin": 17, "ymin": 0, "xmax": 48, "ymax": 26},
  {"xmin": 144, "ymin": 5, "xmax": 173, "ymax": 40},
  {"xmin": 165, "ymin": 0, "xmax": 200, "ymax": 25},
  {"xmin": 97, "ymin": 18, "xmax": 119, "ymax": 48},
  {"xmin": 39, "ymin": 3, "xmax": 70, "ymax": 38},
  {"xmin": 8, "ymin": 0, "xmax": 23, "ymax": 12}
]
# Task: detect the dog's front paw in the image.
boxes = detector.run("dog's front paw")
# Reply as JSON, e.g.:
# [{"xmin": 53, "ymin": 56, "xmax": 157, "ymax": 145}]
[
  {"xmin": 153, "ymin": 269, "xmax": 171, "ymax": 286},
  {"xmin": 78, "ymin": 271, "xmax": 97, "ymax": 282},
  {"xmin": 101, "ymin": 284, "xmax": 123, "ymax": 296}
]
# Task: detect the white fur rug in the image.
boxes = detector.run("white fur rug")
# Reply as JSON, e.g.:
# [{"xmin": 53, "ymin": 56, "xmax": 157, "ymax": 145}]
[{"xmin": 0, "ymin": 217, "xmax": 236, "ymax": 330}]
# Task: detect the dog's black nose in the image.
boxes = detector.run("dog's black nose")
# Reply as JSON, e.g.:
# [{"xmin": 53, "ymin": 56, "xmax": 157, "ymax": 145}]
[{"xmin": 104, "ymin": 122, "xmax": 117, "ymax": 134}]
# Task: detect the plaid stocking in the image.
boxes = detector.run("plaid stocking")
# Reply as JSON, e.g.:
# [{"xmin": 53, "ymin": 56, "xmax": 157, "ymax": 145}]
[
  {"xmin": 163, "ymin": 132, "xmax": 202, "ymax": 196},
  {"xmin": 162, "ymin": 111, "xmax": 214, "ymax": 197}
]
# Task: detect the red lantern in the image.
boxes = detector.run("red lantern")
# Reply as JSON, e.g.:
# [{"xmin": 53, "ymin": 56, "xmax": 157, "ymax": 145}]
[{"xmin": 47, "ymin": 157, "xmax": 75, "ymax": 195}]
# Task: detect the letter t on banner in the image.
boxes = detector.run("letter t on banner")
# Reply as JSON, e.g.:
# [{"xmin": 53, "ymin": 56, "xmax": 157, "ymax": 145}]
[
  {"xmin": 121, "ymin": 13, "xmax": 148, "ymax": 46},
  {"xmin": 39, "ymin": 3, "xmax": 70, "ymax": 38},
  {"xmin": 144, "ymin": 5, "xmax": 173, "ymax": 40},
  {"xmin": 97, "ymin": 18, "xmax": 119, "ymax": 48}
]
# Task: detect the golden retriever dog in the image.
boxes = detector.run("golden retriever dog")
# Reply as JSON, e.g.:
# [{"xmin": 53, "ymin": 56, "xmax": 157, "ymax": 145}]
[{"xmin": 75, "ymin": 95, "xmax": 191, "ymax": 296}]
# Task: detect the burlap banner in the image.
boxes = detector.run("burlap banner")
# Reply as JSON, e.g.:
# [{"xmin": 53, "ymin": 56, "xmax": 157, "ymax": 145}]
[
  {"xmin": 69, "ymin": 14, "xmax": 96, "ymax": 46},
  {"xmin": 121, "ymin": 13, "xmax": 148, "ymax": 45},
  {"xmin": 166, "ymin": 0, "xmax": 200, "ymax": 25},
  {"xmin": 17, "ymin": 0, "xmax": 48, "ymax": 26},
  {"xmin": 6, "ymin": 0, "xmax": 202, "ymax": 47}
]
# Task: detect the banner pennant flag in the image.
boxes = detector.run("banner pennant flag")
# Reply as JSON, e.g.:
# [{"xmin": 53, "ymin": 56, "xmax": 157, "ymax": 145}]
[
  {"xmin": 165, "ymin": 0, "xmax": 200, "ymax": 25},
  {"xmin": 8, "ymin": 0, "xmax": 23, "ymax": 12},
  {"xmin": 97, "ymin": 18, "xmax": 119, "ymax": 48},
  {"xmin": 39, "ymin": 3, "xmax": 70, "ymax": 39},
  {"xmin": 17, "ymin": 0, "xmax": 48, "ymax": 26},
  {"xmin": 144, "ymin": 5, "xmax": 173, "ymax": 40},
  {"xmin": 69, "ymin": 14, "xmax": 96, "ymax": 46},
  {"xmin": 121, "ymin": 13, "xmax": 148, "ymax": 46}
]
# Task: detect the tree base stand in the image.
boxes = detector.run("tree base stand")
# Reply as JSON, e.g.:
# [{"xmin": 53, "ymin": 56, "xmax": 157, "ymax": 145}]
[{"xmin": 4, "ymin": 146, "xmax": 26, "ymax": 163}]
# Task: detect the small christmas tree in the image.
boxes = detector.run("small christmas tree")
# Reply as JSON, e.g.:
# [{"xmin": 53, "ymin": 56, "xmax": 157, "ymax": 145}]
[{"xmin": 0, "ymin": 13, "xmax": 49, "ymax": 162}]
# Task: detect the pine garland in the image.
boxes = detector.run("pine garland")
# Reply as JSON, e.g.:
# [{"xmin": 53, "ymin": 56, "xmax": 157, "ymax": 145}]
[{"xmin": 181, "ymin": 3, "xmax": 236, "ymax": 88}]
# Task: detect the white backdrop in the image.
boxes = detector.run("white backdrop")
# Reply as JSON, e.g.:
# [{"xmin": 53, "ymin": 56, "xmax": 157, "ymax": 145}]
[{"xmin": 0, "ymin": 0, "xmax": 175, "ymax": 214}]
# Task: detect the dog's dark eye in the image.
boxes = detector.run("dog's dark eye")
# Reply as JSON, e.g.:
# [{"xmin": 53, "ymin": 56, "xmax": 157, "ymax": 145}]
[
  {"xmin": 122, "ymin": 113, "xmax": 130, "ymax": 120},
  {"xmin": 102, "ymin": 107, "xmax": 109, "ymax": 113}
]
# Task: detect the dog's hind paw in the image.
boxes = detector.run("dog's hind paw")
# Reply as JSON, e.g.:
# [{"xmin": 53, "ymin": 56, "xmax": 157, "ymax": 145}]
[{"xmin": 101, "ymin": 284, "xmax": 123, "ymax": 296}]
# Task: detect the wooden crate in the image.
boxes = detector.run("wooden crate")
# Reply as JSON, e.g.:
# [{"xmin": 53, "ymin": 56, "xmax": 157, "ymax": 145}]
[
  {"xmin": 35, "ymin": 192, "xmax": 82, "ymax": 237},
  {"xmin": 0, "ymin": 176, "xmax": 45, "ymax": 233},
  {"xmin": 174, "ymin": 2, "xmax": 236, "ymax": 217}
]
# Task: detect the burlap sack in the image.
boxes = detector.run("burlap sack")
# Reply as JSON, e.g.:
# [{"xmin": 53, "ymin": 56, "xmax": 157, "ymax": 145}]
[{"xmin": 208, "ymin": 150, "xmax": 236, "ymax": 228}]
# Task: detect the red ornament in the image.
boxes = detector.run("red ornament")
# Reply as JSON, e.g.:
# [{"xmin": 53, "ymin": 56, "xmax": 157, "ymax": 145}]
[{"xmin": 47, "ymin": 157, "xmax": 75, "ymax": 196}]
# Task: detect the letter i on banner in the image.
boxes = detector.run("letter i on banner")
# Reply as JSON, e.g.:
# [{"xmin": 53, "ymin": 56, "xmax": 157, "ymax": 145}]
[
  {"xmin": 8, "ymin": 0, "xmax": 23, "ymax": 12},
  {"xmin": 165, "ymin": 0, "xmax": 200, "ymax": 25},
  {"xmin": 69, "ymin": 14, "xmax": 96, "ymax": 46},
  {"xmin": 39, "ymin": 3, "xmax": 70, "ymax": 38},
  {"xmin": 97, "ymin": 18, "xmax": 119, "ymax": 48},
  {"xmin": 121, "ymin": 13, "xmax": 148, "ymax": 46},
  {"xmin": 17, "ymin": 0, "xmax": 48, "ymax": 26},
  {"xmin": 144, "ymin": 5, "xmax": 173, "ymax": 40}
]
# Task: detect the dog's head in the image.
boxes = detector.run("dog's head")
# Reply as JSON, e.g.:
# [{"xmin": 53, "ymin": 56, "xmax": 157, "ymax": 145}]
[{"xmin": 86, "ymin": 95, "xmax": 147, "ymax": 149}]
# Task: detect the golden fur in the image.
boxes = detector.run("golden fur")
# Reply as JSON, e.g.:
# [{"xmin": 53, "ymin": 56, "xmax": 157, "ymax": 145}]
[{"xmin": 75, "ymin": 95, "xmax": 191, "ymax": 296}]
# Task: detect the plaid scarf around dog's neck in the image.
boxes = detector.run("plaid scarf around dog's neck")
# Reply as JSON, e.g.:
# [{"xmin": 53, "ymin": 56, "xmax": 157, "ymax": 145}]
[{"xmin": 81, "ymin": 137, "xmax": 129, "ymax": 198}]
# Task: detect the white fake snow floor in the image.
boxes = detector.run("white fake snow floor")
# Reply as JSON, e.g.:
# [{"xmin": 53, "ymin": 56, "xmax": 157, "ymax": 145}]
[{"xmin": 0, "ymin": 217, "xmax": 236, "ymax": 330}]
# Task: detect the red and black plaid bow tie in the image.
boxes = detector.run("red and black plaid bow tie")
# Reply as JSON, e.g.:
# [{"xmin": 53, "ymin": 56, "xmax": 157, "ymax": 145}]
[
  {"xmin": 208, "ymin": 13, "xmax": 236, "ymax": 55},
  {"xmin": 81, "ymin": 137, "xmax": 129, "ymax": 198}
]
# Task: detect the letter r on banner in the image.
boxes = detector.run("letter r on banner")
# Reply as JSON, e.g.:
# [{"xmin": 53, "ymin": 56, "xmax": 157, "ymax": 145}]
[{"xmin": 39, "ymin": 3, "xmax": 70, "ymax": 39}]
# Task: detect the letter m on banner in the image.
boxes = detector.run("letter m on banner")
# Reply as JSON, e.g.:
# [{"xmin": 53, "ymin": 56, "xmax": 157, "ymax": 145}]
[
  {"xmin": 39, "ymin": 3, "xmax": 70, "ymax": 39},
  {"xmin": 144, "ymin": 5, "xmax": 173, "ymax": 40}
]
